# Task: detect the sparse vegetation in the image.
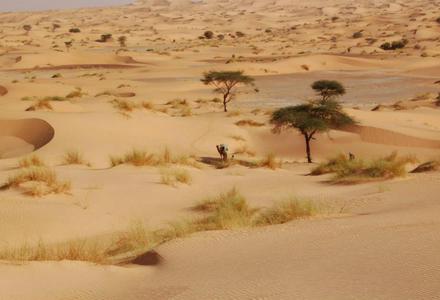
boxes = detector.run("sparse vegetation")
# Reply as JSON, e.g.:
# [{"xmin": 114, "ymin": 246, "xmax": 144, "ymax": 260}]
[
  {"xmin": 62, "ymin": 150, "xmax": 91, "ymax": 166},
  {"xmin": 311, "ymin": 152, "xmax": 418, "ymax": 184},
  {"xmin": 0, "ymin": 189, "xmax": 320, "ymax": 263},
  {"xmin": 97, "ymin": 34, "xmax": 112, "ymax": 43},
  {"xmin": 110, "ymin": 148, "xmax": 200, "ymax": 168},
  {"xmin": 311, "ymin": 80, "xmax": 346, "ymax": 102},
  {"xmin": 201, "ymin": 71, "xmax": 255, "ymax": 112},
  {"xmin": 23, "ymin": 24, "xmax": 32, "ymax": 35},
  {"xmin": 380, "ymin": 39, "xmax": 408, "ymax": 51},
  {"xmin": 235, "ymin": 119, "xmax": 265, "ymax": 127},
  {"xmin": 118, "ymin": 36, "xmax": 127, "ymax": 48},
  {"xmin": 160, "ymin": 168, "xmax": 192, "ymax": 186},
  {"xmin": 254, "ymin": 198, "xmax": 318, "ymax": 226},
  {"xmin": 257, "ymin": 153, "xmax": 282, "ymax": 170},
  {"xmin": 271, "ymin": 93, "xmax": 355, "ymax": 163},
  {"xmin": 18, "ymin": 155, "xmax": 46, "ymax": 168},
  {"xmin": 4, "ymin": 167, "xmax": 71, "ymax": 197},
  {"xmin": 203, "ymin": 31, "xmax": 214, "ymax": 39}
]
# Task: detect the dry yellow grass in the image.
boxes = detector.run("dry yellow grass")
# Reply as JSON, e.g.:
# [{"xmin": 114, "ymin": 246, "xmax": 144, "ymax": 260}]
[
  {"xmin": 26, "ymin": 99, "xmax": 53, "ymax": 111},
  {"xmin": 311, "ymin": 152, "xmax": 418, "ymax": 184},
  {"xmin": 235, "ymin": 119, "xmax": 265, "ymax": 127},
  {"xmin": 0, "ymin": 189, "xmax": 320, "ymax": 263},
  {"xmin": 62, "ymin": 150, "xmax": 91, "ymax": 166},
  {"xmin": 18, "ymin": 155, "xmax": 46, "ymax": 168},
  {"xmin": 257, "ymin": 153, "xmax": 282, "ymax": 170},
  {"xmin": 111, "ymin": 98, "xmax": 137, "ymax": 113},
  {"xmin": 160, "ymin": 168, "xmax": 192, "ymax": 186},
  {"xmin": 5, "ymin": 167, "xmax": 71, "ymax": 197},
  {"xmin": 254, "ymin": 198, "xmax": 318, "ymax": 226},
  {"xmin": 110, "ymin": 148, "xmax": 201, "ymax": 168}
]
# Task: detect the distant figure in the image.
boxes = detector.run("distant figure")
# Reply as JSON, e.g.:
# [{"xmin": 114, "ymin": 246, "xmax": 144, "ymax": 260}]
[
  {"xmin": 216, "ymin": 144, "xmax": 229, "ymax": 161},
  {"xmin": 349, "ymin": 152, "xmax": 356, "ymax": 161}
]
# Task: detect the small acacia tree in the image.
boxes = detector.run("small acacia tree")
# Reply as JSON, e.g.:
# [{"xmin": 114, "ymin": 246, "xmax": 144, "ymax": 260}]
[
  {"xmin": 118, "ymin": 36, "xmax": 127, "ymax": 48},
  {"xmin": 64, "ymin": 41, "xmax": 73, "ymax": 52},
  {"xmin": 23, "ymin": 25, "xmax": 32, "ymax": 35},
  {"xmin": 271, "ymin": 99, "xmax": 355, "ymax": 163},
  {"xmin": 201, "ymin": 70, "xmax": 255, "ymax": 112},
  {"xmin": 311, "ymin": 80, "xmax": 346, "ymax": 101},
  {"xmin": 52, "ymin": 23, "xmax": 61, "ymax": 32}
]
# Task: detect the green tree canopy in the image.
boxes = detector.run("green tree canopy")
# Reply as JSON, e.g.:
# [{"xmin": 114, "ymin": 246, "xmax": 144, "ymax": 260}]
[
  {"xmin": 201, "ymin": 70, "xmax": 255, "ymax": 112},
  {"xmin": 271, "ymin": 99, "xmax": 355, "ymax": 163},
  {"xmin": 311, "ymin": 80, "xmax": 346, "ymax": 101}
]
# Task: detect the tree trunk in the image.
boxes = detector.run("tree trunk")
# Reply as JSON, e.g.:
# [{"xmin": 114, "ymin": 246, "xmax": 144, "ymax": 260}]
[
  {"xmin": 223, "ymin": 94, "xmax": 228, "ymax": 112},
  {"xmin": 304, "ymin": 134, "xmax": 312, "ymax": 163}
]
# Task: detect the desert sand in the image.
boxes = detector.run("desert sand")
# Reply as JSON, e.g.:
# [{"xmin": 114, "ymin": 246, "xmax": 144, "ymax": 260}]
[{"xmin": 0, "ymin": 0, "xmax": 440, "ymax": 299}]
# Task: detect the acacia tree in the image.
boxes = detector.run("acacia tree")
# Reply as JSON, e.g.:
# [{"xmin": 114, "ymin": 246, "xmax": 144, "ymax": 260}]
[
  {"xmin": 23, "ymin": 25, "xmax": 32, "ymax": 35},
  {"xmin": 64, "ymin": 41, "xmax": 73, "ymax": 52},
  {"xmin": 271, "ymin": 99, "xmax": 355, "ymax": 163},
  {"xmin": 52, "ymin": 23, "xmax": 61, "ymax": 32},
  {"xmin": 201, "ymin": 70, "xmax": 255, "ymax": 112},
  {"xmin": 118, "ymin": 36, "xmax": 127, "ymax": 48},
  {"xmin": 311, "ymin": 80, "xmax": 346, "ymax": 101}
]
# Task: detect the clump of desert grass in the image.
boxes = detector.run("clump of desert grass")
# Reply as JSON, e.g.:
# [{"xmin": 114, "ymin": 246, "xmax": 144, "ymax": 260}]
[
  {"xmin": 160, "ymin": 168, "xmax": 192, "ymax": 187},
  {"xmin": 18, "ymin": 155, "xmax": 46, "ymax": 168},
  {"xmin": 61, "ymin": 150, "xmax": 91, "ymax": 167},
  {"xmin": 253, "ymin": 198, "xmax": 318, "ymax": 226},
  {"xmin": 256, "ymin": 153, "xmax": 282, "ymax": 170},
  {"xmin": 110, "ymin": 148, "xmax": 201, "ymax": 168},
  {"xmin": 4, "ymin": 167, "xmax": 71, "ymax": 197},
  {"xmin": 200, "ymin": 153, "xmax": 282, "ymax": 170},
  {"xmin": 0, "ymin": 189, "xmax": 320, "ymax": 264},
  {"xmin": 165, "ymin": 98, "xmax": 189, "ymax": 109},
  {"xmin": 235, "ymin": 119, "xmax": 265, "ymax": 127},
  {"xmin": 0, "ymin": 239, "xmax": 107, "ymax": 264},
  {"xmin": 25, "ymin": 99, "xmax": 53, "ymax": 111},
  {"xmin": 311, "ymin": 152, "xmax": 417, "ymax": 184},
  {"xmin": 191, "ymin": 188, "xmax": 255, "ymax": 230},
  {"xmin": 111, "ymin": 98, "xmax": 138, "ymax": 113},
  {"xmin": 66, "ymin": 87, "xmax": 86, "ymax": 99}
]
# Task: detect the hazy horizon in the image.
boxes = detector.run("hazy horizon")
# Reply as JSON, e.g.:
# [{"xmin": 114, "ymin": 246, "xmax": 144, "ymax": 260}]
[{"xmin": 0, "ymin": 0, "xmax": 134, "ymax": 12}]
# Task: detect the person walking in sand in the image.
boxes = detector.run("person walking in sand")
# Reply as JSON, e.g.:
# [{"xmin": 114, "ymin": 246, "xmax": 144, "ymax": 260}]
[{"xmin": 216, "ymin": 144, "xmax": 229, "ymax": 162}]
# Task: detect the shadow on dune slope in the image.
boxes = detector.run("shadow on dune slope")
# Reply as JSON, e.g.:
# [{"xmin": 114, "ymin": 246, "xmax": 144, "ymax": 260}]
[{"xmin": 0, "ymin": 118, "xmax": 54, "ymax": 158}]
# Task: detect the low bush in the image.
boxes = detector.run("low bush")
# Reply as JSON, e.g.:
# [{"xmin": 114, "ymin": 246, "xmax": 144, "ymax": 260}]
[{"xmin": 311, "ymin": 152, "xmax": 417, "ymax": 184}]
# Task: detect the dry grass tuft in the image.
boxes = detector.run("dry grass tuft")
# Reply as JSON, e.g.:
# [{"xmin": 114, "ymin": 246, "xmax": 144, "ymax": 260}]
[
  {"xmin": 62, "ymin": 150, "xmax": 91, "ymax": 166},
  {"xmin": 192, "ymin": 188, "xmax": 255, "ymax": 230},
  {"xmin": 26, "ymin": 99, "xmax": 53, "ymax": 111},
  {"xmin": 257, "ymin": 153, "xmax": 282, "ymax": 169},
  {"xmin": 110, "ymin": 148, "xmax": 201, "ymax": 168},
  {"xmin": 235, "ymin": 119, "xmax": 265, "ymax": 127},
  {"xmin": 18, "ymin": 155, "xmax": 46, "ymax": 168},
  {"xmin": 5, "ymin": 167, "xmax": 71, "ymax": 197},
  {"xmin": 160, "ymin": 168, "xmax": 192, "ymax": 187},
  {"xmin": 111, "ymin": 98, "xmax": 137, "ymax": 113},
  {"xmin": 0, "ymin": 189, "xmax": 320, "ymax": 263},
  {"xmin": 311, "ymin": 152, "xmax": 417, "ymax": 184},
  {"xmin": 254, "ymin": 198, "xmax": 318, "ymax": 226}
]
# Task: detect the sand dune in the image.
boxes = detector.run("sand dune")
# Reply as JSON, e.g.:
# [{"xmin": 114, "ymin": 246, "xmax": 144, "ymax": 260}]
[{"xmin": 0, "ymin": 118, "xmax": 54, "ymax": 158}]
